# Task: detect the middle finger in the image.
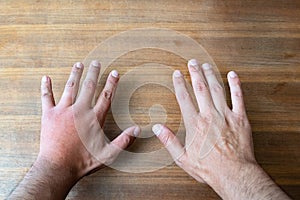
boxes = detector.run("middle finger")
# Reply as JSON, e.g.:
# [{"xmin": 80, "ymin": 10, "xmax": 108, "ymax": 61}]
[{"xmin": 76, "ymin": 60, "xmax": 101, "ymax": 108}]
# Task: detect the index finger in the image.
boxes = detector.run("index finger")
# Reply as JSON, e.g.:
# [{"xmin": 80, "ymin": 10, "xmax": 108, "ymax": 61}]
[{"xmin": 94, "ymin": 70, "xmax": 119, "ymax": 127}]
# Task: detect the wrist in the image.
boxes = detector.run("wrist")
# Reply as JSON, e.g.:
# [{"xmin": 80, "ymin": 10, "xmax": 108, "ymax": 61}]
[
  {"xmin": 206, "ymin": 161, "xmax": 290, "ymax": 200},
  {"xmin": 206, "ymin": 161, "xmax": 262, "ymax": 199},
  {"xmin": 36, "ymin": 149, "xmax": 86, "ymax": 179},
  {"xmin": 9, "ymin": 156, "xmax": 80, "ymax": 200},
  {"xmin": 33, "ymin": 155, "xmax": 80, "ymax": 198}
]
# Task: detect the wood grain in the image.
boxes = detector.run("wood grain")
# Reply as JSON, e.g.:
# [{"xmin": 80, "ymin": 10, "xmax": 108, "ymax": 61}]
[{"xmin": 0, "ymin": 0, "xmax": 299, "ymax": 199}]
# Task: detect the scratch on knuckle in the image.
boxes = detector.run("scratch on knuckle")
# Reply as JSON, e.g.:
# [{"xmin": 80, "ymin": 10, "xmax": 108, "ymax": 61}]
[
  {"xmin": 235, "ymin": 79, "xmax": 241, "ymax": 86},
  {"xmin": 102, "ymin": 89, "xmax": 112, "ymax": 100},
  {"xmin": 108, "ymin": 78, "xmax": 117, "ymax": 86},
  {"xmin": 194, "ymin": 80, "xmax": 208, "ymax": 93},
  {"xmin": 42, "ymin": 91, "xmax": 52, "ymax": 98},
  {"xmin": 66, "ymin": 80, "xmax": 75, "ymax": 88}
]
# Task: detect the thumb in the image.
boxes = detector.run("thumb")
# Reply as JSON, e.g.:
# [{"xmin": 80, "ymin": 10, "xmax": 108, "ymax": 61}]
[
  {"xmin": 101, "ymin": 126, "xmax": 141, "ymax": 166},
  {"xmin": 110, "ymin": 126, "xmax": 140, "ymax": 153},
  {"xmin": 152, "ymin": 124, "xmax": 185, "ymax": 162}
]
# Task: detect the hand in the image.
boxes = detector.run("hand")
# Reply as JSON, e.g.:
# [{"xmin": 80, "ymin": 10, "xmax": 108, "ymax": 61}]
[
  {"xmin": 39, "ymin": 60, "xmax": 139, "ymax": 178},
  {"xmin": 9, "ymin": 61, "xmax": 140, "ymax": 199},
  {"xmin": 153, "ymin": 59, "xmax": 290, "ymax": 200}
]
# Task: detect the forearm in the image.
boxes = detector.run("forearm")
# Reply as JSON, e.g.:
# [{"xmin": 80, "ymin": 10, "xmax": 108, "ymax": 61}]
[
  {"xmin": 211, "ymin": 162, "xmax": 290, "ymax": 200},
  {"xmin": 8, "ymin": 156, "xmax": 78, "ymax": 200}
]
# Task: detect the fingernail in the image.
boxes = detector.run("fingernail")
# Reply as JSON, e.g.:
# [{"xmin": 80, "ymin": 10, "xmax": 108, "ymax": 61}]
[
  {"xmin": 152, "ymin": 124, "xmax": 163, "ymax": 136},
  {"xmin": 133, "ymin": 126, "xmax": 140, "ymax": 137},
  {"xmin": 75, "ymin": 62, "xmax": 83, "ymax": 69},
  {"xmin": 202, "ymin": 63, "xmax": 211, "ymax": 70},
  {"xmin": 228, "ymin": 71, "xmax": 237, "ymax": 78},
  {"xmin": 111, "ymin": 70, "xmax": 119, "ymax": 78},
  {"xmin": 91, "ymin": 60, "xmax": 100, "ymax": 67},
  {"xmin": 42, "ymin": 76, "xmax": 48, "ymax": 83},
  {"xmin": 188, "ymin": 59, "xmax": 198, "ymax": 67},
  {"xmin": 188, "ymin": 59, "xmax": 199, "ymax": 70},
  {"xmin": 173, "ymin": 70, "xmax": 182, "ymax": 78}
]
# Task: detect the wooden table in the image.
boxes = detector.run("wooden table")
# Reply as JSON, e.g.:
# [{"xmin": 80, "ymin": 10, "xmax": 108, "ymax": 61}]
[{"xmin": 0, "ymin": 0, "xmax": 299, "ymax": 199}]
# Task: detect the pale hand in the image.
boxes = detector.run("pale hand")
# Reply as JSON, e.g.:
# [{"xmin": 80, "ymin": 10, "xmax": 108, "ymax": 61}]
[{"xmin": 153, "ymin": 59, "xmax": 290, "ymax": 200}]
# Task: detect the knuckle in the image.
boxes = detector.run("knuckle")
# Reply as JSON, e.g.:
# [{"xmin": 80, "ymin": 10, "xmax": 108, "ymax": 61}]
[
  {"xmin": 193, "ymin": 80, "xmax": 208, "ymax": 93},
  {"xmin": 41, "ymin": 91, "xmax": 52, "ymax": 98},
  {"xmin": 177, "ymin": 90, "xmax": 190, "ymax": 101},
  {"xmin": 232, "ymin": 81, "xmax": 243, "ymax": 97},
  {"xmin": 189, "ymin": 65, "xmax": 199, "ymax": 72},
  {"xmin": 88, "ymin": 66, "xmax": 100, "ymax": 76},
  {"xmin": 175, "ymin": 156, "xmax": 186, "ymax": 167},
  {"xmin": 174, "ymin": 159, "xmax": 182, "ymax": 167},
  {"xmin": 71, "ymin": 67, "xmax": 80, "ymax": 74},
  {"xmin": 107, "ymin": 78, "xmax": 118, "ymax": 86},
  {"xmin": 202, "ymin": 111, "xmax": 214, "ymax": 123},
  {"xmin": 83, "ymin": 79, "xmax": 96, "ymax": 90},
  {"xmin": 204, "ymin": 68, "xmax": 215, "ymax": 76},
  {"xmin": 65, "ymin": 80, "xmax": 75, "ymax": 88},
  {"xmin": 121, "ymin": 134, "xmax": 132, "ymax": 145},
  {"xmin": 102, "ymin": 151, "xmax": 115, "ymax": 165},
  {"xmin": 175, "ymin": 76, "xmax": 185, "ymax": 85},
  {"xmin": 234, "ymin": 78, "xmax": 241, "ymax": 86},
  {"xmin": 233, "ymin": 90, "xmax": 243, "ymax": 98},
  {"xmin": 235, "ymin": 116, "xmax": 250, "ymax": 127},
  {"xmin": 161, "ymin": 132, "xmax": 172, "ymax": 146},
  {"xmin": 211, "ymin": 83, "xmax": 223, "ymax": 93},
  {"xmin": 102, "ymin": 89, "xmax": 113, "ymax": 100}
]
